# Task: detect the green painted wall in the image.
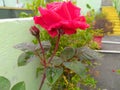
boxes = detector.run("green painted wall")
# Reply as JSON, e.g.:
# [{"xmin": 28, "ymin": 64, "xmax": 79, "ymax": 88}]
[
  {"xmin": 76, "ymin": 0, "xmax": 102, "ymax": 14},
  {"xmin": 0, "ymin": 18, "xmax": 50, "ymax": 90}
]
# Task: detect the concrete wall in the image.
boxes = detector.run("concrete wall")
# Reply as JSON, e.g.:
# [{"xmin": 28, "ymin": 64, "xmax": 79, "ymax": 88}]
[
  {"xmin": 0, "ymin": 18, "xmax": 49, "ymax": 90},
  {"xmin": 76, "ymin": 0, "xmax": 102, "ymax": 14}
]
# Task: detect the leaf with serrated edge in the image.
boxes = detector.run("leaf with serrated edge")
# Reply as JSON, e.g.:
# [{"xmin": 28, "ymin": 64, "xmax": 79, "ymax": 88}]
[
  {"xmin": 18, "ymin": 52, "xmax": 34, "ymax": 66},
  {"xmin": 46, "ymin": 67, "xmax": 63, "ymax": 84},
  {"xmin": 51, "ymin": 56, "xmax": 63, "ymax": 66},
  {"xmin": 76, "ymin": 46, "xmax": 102, "ymax": 60},
  {"xmin": 63, "ymin": 61, "xmax": 86, "ymax": 78},
  {"xmin": 14, "ymin": 42, "xmax": 36, "ymax": 51},
  {"xmin": 14, "ymin": 41, "xmax": 51, "ymax": 52},
  {"xmin": 60, "ymin": 47, "xmax": 75, "ymax": 61}
]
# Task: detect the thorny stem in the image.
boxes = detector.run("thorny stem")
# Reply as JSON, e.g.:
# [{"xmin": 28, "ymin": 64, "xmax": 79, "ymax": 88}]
[
  {"xmin": 34, "ymin": 51, "xmax": 44, "ymax": 65},
  {"xmin": 48, "ymin": 32, "xmax": 61, "ymax": 63},
  {"xmin": 37, "ymin": 36, "xmax": 47, "ymax": 90},
  {"xmin": 37, "ymin": 37, "xmax": 47, "ymax": 67},
  {"xmin": 39, "ymin": 69, "xmax": 46, "ymax": 90},
  {"xmin": 38, "ymin": 30, "xmax": 61, "ymax": 90}
]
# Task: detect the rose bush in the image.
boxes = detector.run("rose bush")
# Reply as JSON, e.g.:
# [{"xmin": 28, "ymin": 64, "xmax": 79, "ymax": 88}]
[
  {"xmin": 14, "ymin": 1, "xmax": 101, "ymax": 90},
  {"xmin": 34, "ymin": 1, "xmax": 89, "ymax": 37}
]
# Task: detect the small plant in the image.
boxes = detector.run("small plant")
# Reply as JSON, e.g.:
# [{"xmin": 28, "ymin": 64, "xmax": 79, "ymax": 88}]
[
  {"xmin": 15, "ymin": 1, "xmax": 101, "ymax": 90},
  {"xmin": 93, "ymin": 13, "xmax": 113, "ymax": 35},
  {"xmin": 19, "ymin": 0, "xmax": 61, "ymax": 17},
  {"xmin": 85, "ymin": 4, "xmax": 96, "ymax": 28}
]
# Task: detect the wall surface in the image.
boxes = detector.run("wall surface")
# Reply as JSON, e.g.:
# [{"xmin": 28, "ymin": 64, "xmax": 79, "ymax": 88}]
[
  {"xmin": 0, "ymin": 18, "xmax": 50, "ymax": 90},
  {"xmin": 77, "ymin": 0, "xmax": 102, "ymax": 14}
]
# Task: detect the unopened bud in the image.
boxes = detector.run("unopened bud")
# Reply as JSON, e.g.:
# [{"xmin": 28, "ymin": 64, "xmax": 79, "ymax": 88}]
[{"xmin": 30, "ymin": 26, "xmax": 40, "ymax": 38}]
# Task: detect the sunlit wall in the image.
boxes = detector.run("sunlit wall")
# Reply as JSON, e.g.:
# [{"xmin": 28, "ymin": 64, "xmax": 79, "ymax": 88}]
[{"xmin": 76, "ymin": 0, "xmax": 102, "ymax": 14}]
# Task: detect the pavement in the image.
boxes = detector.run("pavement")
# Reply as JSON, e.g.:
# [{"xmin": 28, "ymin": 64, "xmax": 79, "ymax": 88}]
[{"xmin": 95, "ymin": 36, "xmax": 120, "ymax": 90}]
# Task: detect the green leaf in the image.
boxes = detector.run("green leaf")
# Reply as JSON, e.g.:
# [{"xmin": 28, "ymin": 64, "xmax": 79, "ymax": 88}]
[
  {"xmin": 63, "ymin": 61, "xmax": 86, "ymax": 78},
  {"xmin": 14, "ymin": 42, "xmax": 36, "ymax": 52},
  {"xmin": 60, "ymin": 47, "xmax": 75, "ymax": 61},
  {"xmin": 46, "ymin": 67, "xmax": 63, "ymax": 84},
  {"xmin": 86, "ymin": 4, "xmax": 91, "ymax": 9},
  {"xmin": 76, "ymin": 46, "xmax": 102, "ymax": 60},
  {"xmin": 14, "ymin": 41, "xmax": 51, "ymax": 52},
  {"xmin": 11, "ymin": 81, "xmax": 25, "ymax": 90},
  {"xmin": 36, "ymin": 66, "xmax": 44, "ymax": 78},
  {"xmin": 0, "ymin": 76, "xmax": 11, "ymax": 90},
  {"xmin": 35, "ymin": 41, "xmax": 51, "ymax": 53},
  {"xmin": 18, "ymin": 52, "xmax": 34, "ymax": 66},
  {"xmin": 51, "ymin": 56, "xmax": 63, "ymax": 66}
]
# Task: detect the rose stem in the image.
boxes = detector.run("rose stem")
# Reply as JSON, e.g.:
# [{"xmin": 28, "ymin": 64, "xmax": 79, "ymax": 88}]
[
  {"xmin": 39, "ymin": 70, "xmax": 46, "ymax": 90},
  {"xmin": 39, "ymin": 30, "xmax": 61, "ymax": 90},
  {"xmin": 37, "ymin": 37, "xmax": 46, "ymax": 66},
  {"xmin": 48, "ymin": 32, "xmax": 61, "ymax": 63}
]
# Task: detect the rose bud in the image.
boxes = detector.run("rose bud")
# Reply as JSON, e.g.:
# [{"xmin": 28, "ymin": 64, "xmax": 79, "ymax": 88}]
[{"xmin": 30, "ymin": 26, "xmax": 40, "ymax": 38}]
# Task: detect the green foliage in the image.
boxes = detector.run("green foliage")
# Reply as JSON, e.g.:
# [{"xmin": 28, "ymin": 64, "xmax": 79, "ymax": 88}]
[
  {"xmin": 15, "ymin": 41, "xmax": 51, "ymax": 66},
  {"xmin": 16, "ymin": 30, "xmax": 99, "ymax": 90},
  {"xmin": 89, "ymin": 41, "xmax": 100, "ymax": 50},
  {"xmin": 80, "ymin": 75, "xmax": 97, "ymax": 89},
  {"xmin": 20, "ymin": 0, "xmax": 46, "ymax": 17},
  {"xmin": 0, "ymin": 76, "xmax": 11, "ymax": 90},
  {"xmin": 11, "ymin": 82, "xmax": 26, "ymax": 90},
  {"xmin": 17, "ymin": 52, "xmax": 34, "ymax": 66},
  {"xmin": 20, "ymin": 0, "xmax": 62, "ymax": 17},
  {"xmin": 36, "ymin": 29, "xmax": 93, "ymax": 56},
  {"xmin": 93, "ymin": 13, "xmax": 113, "ymax": 35},
  {"xmin": 76, "ymin": 46, "xmax": 102, "ymax": 60},
  {"xmin": 112, "ymin": 0, "xmax": 120, "ymax": 18},
  {"xmin": 46, "ymin": 67, "xmax": 63, "ymax": 84},
  {"xmin": 52, "ymin": 72, "xmax": 98, "ymax": 90},
  {"xmin": 86, "ymin": 4, "xmax": 91, "ymax": 9},
  {"xmin": 50, "ymin": 56, "xmax": 63, "ymax": 66},
  {"xmin": 85, "ymin": 4, "xmax": 95, "ymax": 27},
  {"xmin": 60, "ymin": 47, "xmax": 75, "ymax": 61},
  {"xmin": 0, "ymin": 76, "xmax": 26, "ymax": 90},
  {"xmin": 15, "ymin": 27, "xmax": 101, "ymax": 89},
  {"xmin": 63, "ymin": 61, "xmax": 86, "ymax": 78},
  {"xmin": 36, "ymin": 66, "xmax": 44, "ymax": 77}
]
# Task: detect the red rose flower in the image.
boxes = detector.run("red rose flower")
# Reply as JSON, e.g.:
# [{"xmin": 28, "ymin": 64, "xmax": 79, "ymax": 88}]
[{"xmin": 34, "ymin": 1, "xmax": 89, "ymax": 37}]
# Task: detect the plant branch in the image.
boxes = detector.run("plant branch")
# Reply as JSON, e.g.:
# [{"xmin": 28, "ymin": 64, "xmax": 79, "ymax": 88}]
[
  {"xmin": 34, "ymin": 51, "xmax": 44, "ymax": 65},
  {"xmin": 39, "ymin": 69, "xmax": 46, "ymax": 90},
  {"xmin": 37, "ymin": 37, "xmax": 46, "ymax": 66},
  {"xmin": 48, "ymin": 33, "xmax": 61, "ymax": 63}
]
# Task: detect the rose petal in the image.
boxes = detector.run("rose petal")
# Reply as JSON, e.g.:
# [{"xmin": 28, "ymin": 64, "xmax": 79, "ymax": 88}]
[
  {"xmin": 34, "ymin": 8, "xmax": 62, "ymax": 30},
  {"xmin": 48, "ymin": 29, "xmax": 58, "ymax": 37},
  {"xmin": 73, "ymin": 21, "xmax": 89, "ymax": 30},
  {"xmin": 33, "ymin": 1, "xmax": 89, "ymax": 38},
  {"xmin": 64, "ymin": 28, "xmax": 76, "ymax": 35},
  {"xmin": 54, "ymin": 2, "xmax": 72, "ymax": 20},
  {"xmin": 66, "ymin": 1, "xmax": 81, "ymax": 19},
  {"xmin": 47, "ymin": 2, "xmax": 62, "ymax": 10},
  {"xmin": 34, "ymin": 16, "xmax": 48, "ymax": 30},
  {"xmin": 78, "ymin": 16, "xmax": 86, "ymax": 22}
]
